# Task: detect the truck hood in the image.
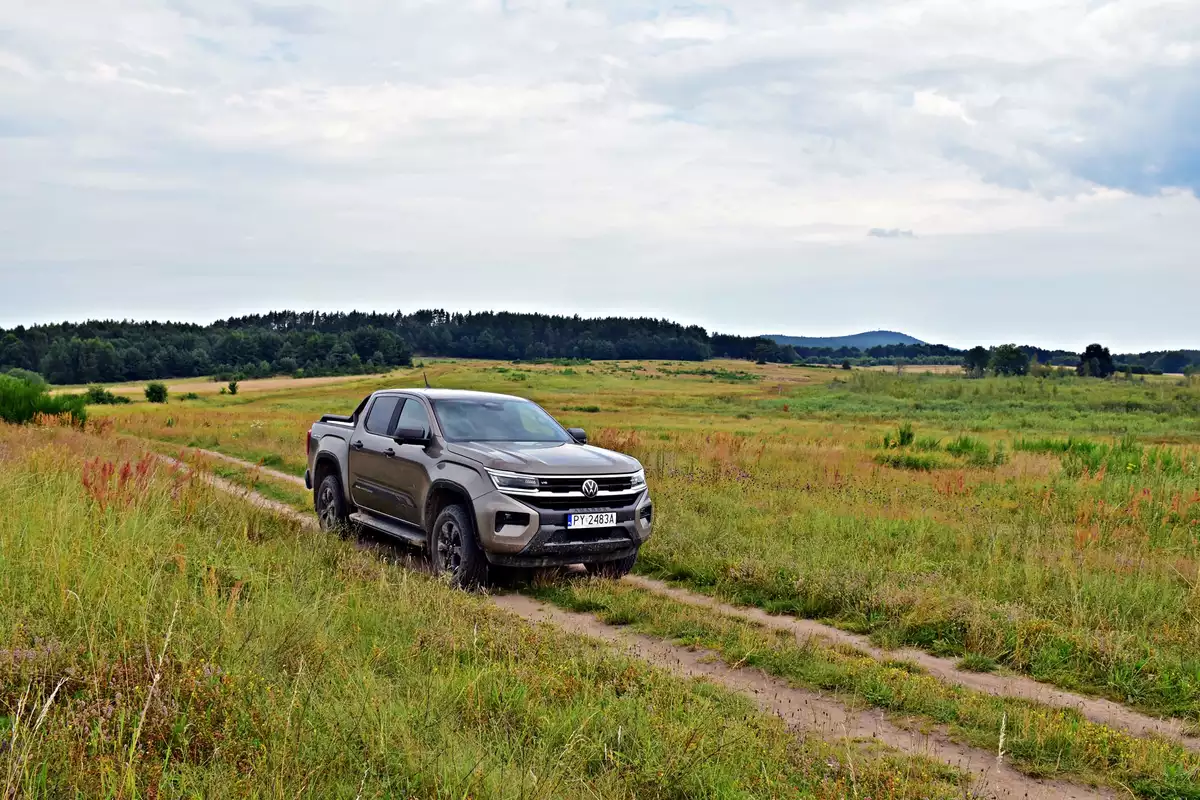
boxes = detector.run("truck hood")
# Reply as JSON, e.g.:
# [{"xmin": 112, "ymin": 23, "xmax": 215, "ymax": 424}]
[{"xmin": 445, "ymin": 441, "xmax": 640, "ymax": 475}]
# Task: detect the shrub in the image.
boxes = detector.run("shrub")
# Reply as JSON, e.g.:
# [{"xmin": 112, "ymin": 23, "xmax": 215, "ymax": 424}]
[
  {"xmin": 5, "ymin": 368, "xmax": 47, "ymax": 389},
  {"xmin": 0, "ymin": 374, "xmax": 86, "ymax": 425},
  {"xmin": 83, "ymin": 386, "xmax": 131, "ymax": 405},
  {"xmin": 144, "ymin": 382, "xmax": 169, "ymax": 403},
  {"xmin": 874, "ymin": 452, "xmax": 943, "ymax": 471},
  {"xmin": 182, "ymin": 392, "xmax": 201, "ymax": 400},
  {"xmin": 228, "ymin": 380, "xmax": 240, "ymax": 396}
]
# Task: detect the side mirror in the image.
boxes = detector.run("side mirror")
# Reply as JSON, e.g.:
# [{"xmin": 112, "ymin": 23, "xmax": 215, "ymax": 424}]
[
  {"xmin": 393, "ymin": 426, "xmax": 431, "ymax": 446},
  {"xmin": 567, "ymin": 427, "xmax": 588, "ymax": 444}
]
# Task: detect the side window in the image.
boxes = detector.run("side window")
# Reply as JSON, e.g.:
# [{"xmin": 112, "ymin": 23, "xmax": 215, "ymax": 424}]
[
  {"xmin": 395, "ymin": 398, "xmax": 432, "ymax": 437},
  {"xmin": 363, "ymin": 396, "xmax": 400, "ymax": 436}
]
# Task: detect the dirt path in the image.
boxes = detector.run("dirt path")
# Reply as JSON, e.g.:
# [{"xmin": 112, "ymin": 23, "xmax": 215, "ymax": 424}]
[
  {"xmin": 175, "ymin": 444, "xmax": 1200, "ymax": 752},
  {"xmin": 158, "ymin": 446, "xmax": 1183, "ymax": 794},
  {"xmin": 625, "ymin": 575, "xmax": 1200, "ymax": 753},
  {"xmin": 494, "ymin": 594, "xmax": 1114, "ymax": 800},
  {"xmin": 183, "ymin": 446, "xmax": 308, "ymax": 487}
]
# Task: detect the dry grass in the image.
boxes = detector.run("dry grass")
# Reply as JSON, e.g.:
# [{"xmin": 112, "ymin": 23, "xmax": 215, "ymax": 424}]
[
  {"xmin": 0, "ymin": 422, "xmax": 968, "ymax": 799},
  {"xmin": 98, "ymin": 360, "xmax": 1200, "ymax": 726}
]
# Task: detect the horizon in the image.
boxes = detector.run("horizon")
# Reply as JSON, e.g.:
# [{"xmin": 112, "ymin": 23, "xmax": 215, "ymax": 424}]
[
  {"xmin": 1, "ymin": 305, "xmax": 1192, "ymax": 356},
  {"xmin": 2, "ymin": 2, "xmax": 1197, "ymax": 353}
]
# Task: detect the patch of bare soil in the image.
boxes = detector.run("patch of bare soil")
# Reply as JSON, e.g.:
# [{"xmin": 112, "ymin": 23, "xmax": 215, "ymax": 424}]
[
  {"xmin": 494, "ymin": 594, "xmax": 1115, "ymax": 800},
  {"xmin": 625, "ymin": 574, "xmax": 1200, "ymax": 753},
  {"xmin": 185, "ymin": 447, "xmax": 307, "ymax": 487}
]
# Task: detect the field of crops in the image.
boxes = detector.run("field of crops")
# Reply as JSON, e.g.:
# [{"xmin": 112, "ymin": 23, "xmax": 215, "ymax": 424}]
[{"xmin": 6, "ymin": 359, "xmax": 1200, "ymax": 797}]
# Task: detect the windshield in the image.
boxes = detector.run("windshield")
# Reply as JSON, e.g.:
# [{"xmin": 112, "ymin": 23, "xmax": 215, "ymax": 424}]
[{"xmin": 431, "ymin": 398, "xmax": 571, "ymax": 443}]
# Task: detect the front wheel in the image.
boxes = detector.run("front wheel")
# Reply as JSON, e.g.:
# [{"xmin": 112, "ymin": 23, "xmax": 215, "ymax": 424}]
[
  {"xmin": 315, "ymin": 474, "xmax": 349, "ymax": 532},
  {"xmin": 430, "ymin": 504, "xmax": 489, "ymax": 588},
  {"xmin": 585, "ymin": 549, "xmax": 639, "ymax": 579}
]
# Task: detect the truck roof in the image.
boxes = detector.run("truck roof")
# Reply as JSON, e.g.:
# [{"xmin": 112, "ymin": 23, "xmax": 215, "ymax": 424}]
[{"xmin": 378, "ymin": 388, "xmax": 528, "ymax": 402}]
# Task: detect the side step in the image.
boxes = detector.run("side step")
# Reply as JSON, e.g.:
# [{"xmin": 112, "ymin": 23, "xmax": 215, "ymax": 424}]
[{"xmin": 349, "ymin": 511, "xmax": 428, "ymax": 547}]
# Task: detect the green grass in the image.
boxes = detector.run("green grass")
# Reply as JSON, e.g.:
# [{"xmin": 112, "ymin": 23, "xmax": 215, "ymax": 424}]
[
  {"xmin": 0, "ymin": 424, "xmax": 967, "ymax": 799},
  {"xmin": 533, "ymin": 579, "xmax": 1200, "ymax": 798},
  {"xmin": 97, "ymin": 360, "xmax": 1200, "ymax": 726}
]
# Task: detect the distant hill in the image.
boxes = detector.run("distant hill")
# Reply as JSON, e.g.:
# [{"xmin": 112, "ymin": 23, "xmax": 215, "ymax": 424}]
[{"xmin": 765, "ymin": 331, "xmax": 927, "ymax": 349}]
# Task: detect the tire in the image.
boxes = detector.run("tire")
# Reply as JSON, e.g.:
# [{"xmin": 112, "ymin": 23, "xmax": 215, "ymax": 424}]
[
  {"xmin": 430, "ymin": 504, "xmax": 489, "ymax": 588},
  {"xmin": 315, "ymin": 473, "xmax": 349, "ymax": 532},
  {"xmin": 586, "ymin": 549, "xmax": 639, "ymax": 579}
]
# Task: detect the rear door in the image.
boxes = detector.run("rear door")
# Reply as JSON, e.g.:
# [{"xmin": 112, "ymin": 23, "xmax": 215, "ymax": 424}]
[
  {"xmin": 380, "ymin": 396, "xmax": 437, "ymax": 527},
  {"xmin": 348, "ymin": 393, "xmax": 405, "ymax": 519}
]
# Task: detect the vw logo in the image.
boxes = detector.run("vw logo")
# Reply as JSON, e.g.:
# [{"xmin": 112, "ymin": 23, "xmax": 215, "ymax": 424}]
[{"xmin": 581, "ymin": 479, "xmax": 599, "ymax": 498}]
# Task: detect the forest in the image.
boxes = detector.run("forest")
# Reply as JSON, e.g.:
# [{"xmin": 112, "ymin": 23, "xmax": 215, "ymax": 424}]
[{"xmin": 0, "ymin": 309, "xmax": 1194, "ymax": 385}]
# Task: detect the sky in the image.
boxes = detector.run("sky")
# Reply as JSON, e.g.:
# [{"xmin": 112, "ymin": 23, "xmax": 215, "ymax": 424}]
[{"xmin": 1, "ymin": 0, "xmax": 1198, "ymax": 352}]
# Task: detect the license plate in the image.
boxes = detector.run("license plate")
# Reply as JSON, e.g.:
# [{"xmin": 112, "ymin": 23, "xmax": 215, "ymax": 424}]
[{"xmin": 567, "ymin": 512, "xmax": 617, "ymax": 529}]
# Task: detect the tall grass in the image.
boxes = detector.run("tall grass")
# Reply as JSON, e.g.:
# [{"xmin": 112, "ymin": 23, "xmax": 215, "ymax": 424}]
[
  {"xmin": 100, "ymin": 361, "xmax": 1200, "ymax": 723},
  {"xmin": 0, "ymin": 425, "xmax": 964, "ymax": 799}
]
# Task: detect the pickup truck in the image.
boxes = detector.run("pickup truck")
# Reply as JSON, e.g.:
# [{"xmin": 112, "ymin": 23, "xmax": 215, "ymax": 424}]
[{"xmin": 305, "ymin": 388, "xmax": 653, "ymax": 586}]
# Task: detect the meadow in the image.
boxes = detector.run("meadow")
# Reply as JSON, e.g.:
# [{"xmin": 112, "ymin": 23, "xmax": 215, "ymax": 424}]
[
  {"xmin": 103, "ymin": 364, "xmax": 1200, "ymax": 702},
  {"xmin": 0, "ymin": 422, "xmax": 966, "ymax": 798},
  {"xmin": 31, "ymin": 358, "xmax": 1200, "ymax": 795}
]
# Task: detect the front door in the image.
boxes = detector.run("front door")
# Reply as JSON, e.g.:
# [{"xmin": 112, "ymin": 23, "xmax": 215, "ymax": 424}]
[{"xmin": 378, "ymin": 397, "xmax": 437, "ymax": 527}]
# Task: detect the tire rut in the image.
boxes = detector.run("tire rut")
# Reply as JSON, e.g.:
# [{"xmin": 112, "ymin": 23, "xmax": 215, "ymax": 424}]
[
  {"xmin": 174, "ymin": 444, "xmax": 1200, "ymax": 750},
  {"xmin": 493, "ymin": 594, "xmax": 1116, "ymax": 800},
  {"xmin": 157, "ymin": 445, "xmax": 1173, "ymax": 796},
  {"xmin": 624, "ymin": 574, "xmax": 1200, "ymax": 753}
]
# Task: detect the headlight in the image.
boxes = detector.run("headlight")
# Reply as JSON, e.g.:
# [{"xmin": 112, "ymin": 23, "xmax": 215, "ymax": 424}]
[
  {"xmin": 487, "ymin": 470, "xmax": 540, "ymax": 493},
  {"xmin": 630, "ymin": 469, "xmax": 646, "ymax": 488}
]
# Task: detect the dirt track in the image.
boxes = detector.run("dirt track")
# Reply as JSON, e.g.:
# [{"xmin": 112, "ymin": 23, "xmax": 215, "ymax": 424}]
[
  {"xmin": 624, "ymin": 575, "xmax": 1200, "ymax": 752},
  {"xmin": 159, "ymin": 447, "xmax": 1144, "ymax": 799},
  {"xmin": 495, "ymin": 594, "xmax": 1115, "ymax": 800},
  {"xmin": 179, "ymin": 444, "xmax": 1200, "ymax": 755}
]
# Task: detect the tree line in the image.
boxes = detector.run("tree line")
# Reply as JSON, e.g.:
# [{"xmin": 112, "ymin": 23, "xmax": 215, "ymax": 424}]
[
  {"xmin": 0, "ymin": 311, "xmax": 775, "ymax": 385},
  {"xmin": 0, "ymin": 309, "xmax": 1194, "ymax": 385},
  {"xmin": 961, "ymin": 343, "xmax": 1198, "ymax": 378}
]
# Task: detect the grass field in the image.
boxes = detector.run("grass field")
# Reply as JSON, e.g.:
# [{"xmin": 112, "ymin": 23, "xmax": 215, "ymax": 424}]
[
  {"xmin": 0, "ymin": 422, "xmax": 970, "ymax": 798},
  {"xmin": 43, "ymin": 358, "xmax": 1200, "ymax": 794}
]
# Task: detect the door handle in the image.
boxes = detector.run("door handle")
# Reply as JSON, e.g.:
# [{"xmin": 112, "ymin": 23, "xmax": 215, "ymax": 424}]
[
  {"xmin": 351, "ymin": 440, "xmax": 364, "ymax": 450},
  {"xmin": 383, "ymin": 448, "xmax": 396, "ymax": 458}
]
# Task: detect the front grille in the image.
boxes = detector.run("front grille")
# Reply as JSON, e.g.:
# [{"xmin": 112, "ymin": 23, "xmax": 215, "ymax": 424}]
[
  {"xmin": 535, "ymin": 475, "xmax": 635, "ymax": 493},
  {"xmin": 517, "ymin": 495, "xmax": 633, "ymax": 511},
  {"xmin": 547, "ymin": 527, "xmax": 632, "ymax": 547}
]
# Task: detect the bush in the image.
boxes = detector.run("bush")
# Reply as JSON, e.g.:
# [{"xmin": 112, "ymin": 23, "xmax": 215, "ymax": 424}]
[
  {"xmin": 0, "ymin": 374, "xmax": 86, "ymax": 425},
  {"xmin": 228, "ymin": 380, "xmax": 240, "ymax": 396},
  {"xmin": 874, "ymin": 452, "xmax": 944, "ymax": 471},
  {"xmin": 144, "ymin": 382, "xmax": 169, "ymax": 403},
  {"xmin": 83, "ymin": 386, "xmax": 131, "ymax": 405},
  {"xmin": 182, "ymin": 392, "xmax": 201, "ymax": 400},
  {"xmin": 5, "ymin": 368, "xmax": 47, "ymax": 389}
]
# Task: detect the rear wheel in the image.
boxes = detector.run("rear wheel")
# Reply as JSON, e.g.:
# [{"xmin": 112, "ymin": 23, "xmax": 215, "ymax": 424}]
[
  {"xmin": 315, "ymin": 473, "xmax": 348, "ymax": 532},
  {"xmin": 586, "ymin": 549, "xmax": 639, "ymax": 579},
  {"xmin": 430, "ymin": 504, "xmax": 489, "ymax": 588}
]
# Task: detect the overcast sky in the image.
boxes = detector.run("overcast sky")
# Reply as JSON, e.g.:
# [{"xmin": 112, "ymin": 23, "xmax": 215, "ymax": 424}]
[{"xmin": 1, "ymin": 0, "xmax": 1197, "ymax": 351}]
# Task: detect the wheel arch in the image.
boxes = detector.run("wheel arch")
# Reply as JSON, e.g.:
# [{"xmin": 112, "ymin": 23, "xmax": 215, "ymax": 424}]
[
  {"xmin": 424, "ymin": 480, "xmax": 477, "ymax": 534},
  {"xmin": 313, "ymin": 453, "xmax": 346, "ymax": 501}
]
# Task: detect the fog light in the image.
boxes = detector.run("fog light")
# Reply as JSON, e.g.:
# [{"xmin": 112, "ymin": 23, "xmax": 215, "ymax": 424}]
[
  {"xmin": 639, "ymin": 506, "xmax": 653, "ymax": 523},
  {"xmin": 496, "ymin": 511, "xmax": 530, "ymax": 532}
]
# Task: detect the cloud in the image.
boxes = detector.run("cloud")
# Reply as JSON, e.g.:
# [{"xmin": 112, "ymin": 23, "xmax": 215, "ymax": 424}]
[{"xmin": 0, "ymin": 0, "xmax": 1196, "ymax": 349}]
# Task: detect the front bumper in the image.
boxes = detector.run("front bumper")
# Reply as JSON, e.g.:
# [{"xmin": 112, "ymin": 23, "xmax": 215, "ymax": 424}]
[{"xmin": 475, "ymin": 489, "xmax": 653, "ymax": 568}]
